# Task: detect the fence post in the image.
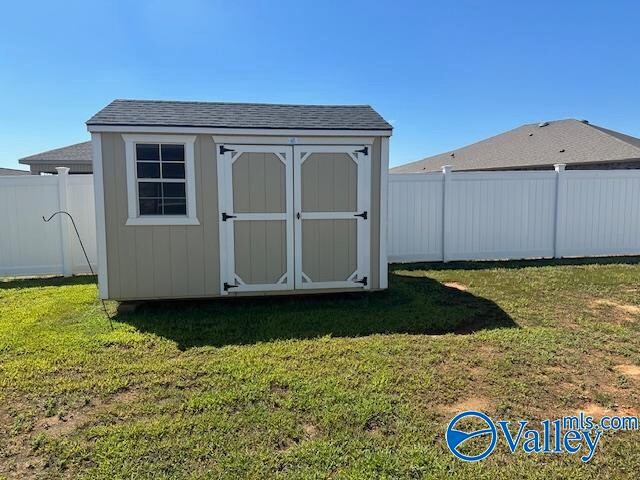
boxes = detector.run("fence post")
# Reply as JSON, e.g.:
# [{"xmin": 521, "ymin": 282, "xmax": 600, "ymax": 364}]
[
  {"xmin": 442, "ymin": 165, "xmax": 452, "ymax": 262},
  {"xmin": 56, "ymin": 167, "xmax": 73, "ymax": 277},
  {"xmin": 553, "ymin": 164, "xmax": 566, "ymax": 259}
]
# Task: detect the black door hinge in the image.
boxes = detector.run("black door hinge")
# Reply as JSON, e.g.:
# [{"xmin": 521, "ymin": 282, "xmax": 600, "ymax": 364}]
[
  {"xmin": 354, "ymin": 276, "xmax": 368, "ymax": 286},
  {"xmin": 355, "ymin": 146, "xmax": 368, "ymax": 155},
  {"xmin": 224, "ymin": 282, "xmax": 239, "ymax": 291},
  {"xmin": 219, "ymin": 145, "xmax": 235, "ymax": 155},
  {"xmin": 222, "ymin": 212, "xmax": 237, "ymax": 221},
  {"xmin": 354, "ymin": 211, "xmax": 368, "ymax": 220}
]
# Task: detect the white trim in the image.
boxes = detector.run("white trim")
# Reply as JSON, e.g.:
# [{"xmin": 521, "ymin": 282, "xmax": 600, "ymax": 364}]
[
  {"xmin": 56, "ymin": 167, "xmax": 73, "ymax": 277},
  {"xmin": 89, "ymin": 124, "xmax": 392, "ymax": 137},
  {"xmin": 218, "ymin": 144, "xmax": 295, "ymax": 293},
  {"xmin": 212, "ymin": 135, "xmax": 375, "ymax": 145},
  {"xmin": 379, "ymin": 137, "xmax": 389, "ymax": 289},
  {"xmin": 121, "ymin": 134, "xmax": 198, "ymax": 226},
  {"xmin": 293, "ymin": 145, "xmax": 370, "ymax": 290},
  {"xmin": 91, "ymin": 132, "xmax": 109, "ymax": 299},
  {"xmin": 300, "ymin": 212, "xmax": 359, "ymax": 220}
]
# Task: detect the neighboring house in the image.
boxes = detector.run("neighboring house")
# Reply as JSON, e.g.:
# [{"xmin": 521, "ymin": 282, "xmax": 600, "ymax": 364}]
[
  {"xmin": 0, "ymin": 167, "xmax": 29, "ymax": 176},
  {"xmin": 391, "ymin": 119, "xmax": 640, "ymax": 173},
  {"xmin": 87, "ymin": 99, "xmax": 392, "ymax": 301},
  {"xmin": 19, "ymin": 141, "xmax": 92, "ymax": 174}
]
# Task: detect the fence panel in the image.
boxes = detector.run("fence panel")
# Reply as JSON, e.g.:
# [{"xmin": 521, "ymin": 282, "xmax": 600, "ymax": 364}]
[
  {"xmin": 388, "ymin": 173, "xmax": 443, "ymax": 262},
  {"xmin": 389, "ymin": 167, "xmax": 640, "ymax": 263},
  {"xmin": 557, "ymin": 170, "xmax": 640, "ymax": 257},
  {"xmin": 0, "ymin": 170, "xmax": 96, "ymax": 277}
]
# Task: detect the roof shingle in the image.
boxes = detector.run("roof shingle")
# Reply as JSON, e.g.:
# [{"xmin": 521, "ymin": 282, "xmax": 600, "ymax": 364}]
[
  {"xmin": 87, "ymin": 99, "xmax": 392, "ymax": 131},
  {"xmin": 19, "ymin": 141, "xmax": 92, "ymax": 164},
  {"xmin": 391, "ymin": 119, "xmax": 640, "ymax": 172}
]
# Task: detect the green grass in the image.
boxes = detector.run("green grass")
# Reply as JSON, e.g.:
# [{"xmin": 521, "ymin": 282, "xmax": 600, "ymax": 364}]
[{"xmin": 1, "ymin": 258, "xmax": 640, "ymax": 478}]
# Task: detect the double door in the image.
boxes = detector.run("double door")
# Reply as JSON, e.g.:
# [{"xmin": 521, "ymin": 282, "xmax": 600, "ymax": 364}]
[{"xmin": 217, "ymin": 144, "xmax": 370, "ymax": 293}]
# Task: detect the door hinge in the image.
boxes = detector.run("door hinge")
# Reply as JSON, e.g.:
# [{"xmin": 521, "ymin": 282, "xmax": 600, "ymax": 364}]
[
  {"xmin": 354, "ymin": 211, "xmax": 368, "ymax": 220},
  {"xmin": 355, "ymin": 146, "xmax": 368, "ymax": 155},
  {"xmin": 219, "ymin": 145, "xmax": 235, "ymax": 155},
  {"xmin": 222, "ymin": 212, "xmax": 237, "ymax": 221},
  {"xmin": 224, "ymin": 282, "xmax": 239, "ymax": 291},
  {"xmin": 354, "ymin": 276, "xmax": 368, "ymax": 286}
]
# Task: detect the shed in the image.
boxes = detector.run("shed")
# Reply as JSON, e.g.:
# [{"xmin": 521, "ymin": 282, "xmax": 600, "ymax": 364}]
[{"xmin": 87, "ymin": 99, "xmax": 392, "ymax": 300}]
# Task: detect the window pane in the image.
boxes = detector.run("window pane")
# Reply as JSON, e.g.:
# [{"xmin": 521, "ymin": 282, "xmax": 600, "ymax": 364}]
[
  {"xmin": 138, "ymin": 182, "xmax": 162, "ymax": 198},
  {"xmin": 161, "ymin": 144, "xmax": 184, "ymax": 162},
  {"xmin": 137, "ymin": 162, "xmax": 160, "ymax": 178},
  {"xmin": 136, "ymin": 144, "xmax": 160, "ymax": 161},
  {"xmin": 163, "ymin": 182, "xmax": 186, "ymax": 198},
  {"xmin": 162, "ymin": 163, "xmax": 185, "ymax": 179},
  {"xmin": 139, "ymin": 198, "xmax": 162, "ymax": 215},
  {"xmin": 163, "ymin": 198, "xmax": 187, "ymax": 215}
]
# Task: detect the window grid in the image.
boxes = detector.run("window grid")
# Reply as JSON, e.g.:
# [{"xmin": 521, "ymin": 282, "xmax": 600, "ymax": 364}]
[{"xmin": 135, "ymin": 143, "xmax": 187, "ymax": 216}]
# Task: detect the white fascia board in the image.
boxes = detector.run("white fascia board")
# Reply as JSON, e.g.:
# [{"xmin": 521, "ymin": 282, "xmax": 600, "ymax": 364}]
[{"xmin": 87, "ymin": 124, "xmax": 392, "ymax": 137}]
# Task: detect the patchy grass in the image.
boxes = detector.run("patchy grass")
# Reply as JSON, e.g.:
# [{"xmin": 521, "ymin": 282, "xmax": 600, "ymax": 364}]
[{"xmin": 1, "ymin": 258, "xmax": 640, "ymax": 478}]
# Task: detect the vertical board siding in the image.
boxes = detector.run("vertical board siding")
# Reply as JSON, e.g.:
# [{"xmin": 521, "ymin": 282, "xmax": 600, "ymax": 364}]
[
  {"xmin": 0, "ymin": 175, "xmax": 96, "ymax": 277},
  {"xmin": 389, "ymin": 169, "xmax": 640, "ymax": 262},
  {"xmin": 101, "ymin": 133, "xmax": 219, "ymax": 300}
]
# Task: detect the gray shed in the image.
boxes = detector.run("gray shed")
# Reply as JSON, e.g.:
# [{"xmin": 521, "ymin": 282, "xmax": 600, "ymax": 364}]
[{"xmin": 87, "ymin": 99, "xmax": 392, "ymax": 300}]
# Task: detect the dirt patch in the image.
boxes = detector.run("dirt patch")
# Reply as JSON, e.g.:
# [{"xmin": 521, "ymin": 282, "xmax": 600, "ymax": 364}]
[
  {"xmin": 591, "ymin": 299, "xmax": 640, "ymax": 321},
  {"xmin": 303, "ymin": 423, "xmax": 320, "ymax": 439},
  {"xmin": 444, "ymin": 282, "xmax": 468, "ymax": 291},
  {"xmin": 614, "ymin": 364, "xmax": 640, "ymax": 379},
  {"xmin": 441, "ymin": 396, "xmax": 490, "ymax": 415},
  {"xmin": 578, "ymin": 402, "xmax": 639, "ymax": 418}
]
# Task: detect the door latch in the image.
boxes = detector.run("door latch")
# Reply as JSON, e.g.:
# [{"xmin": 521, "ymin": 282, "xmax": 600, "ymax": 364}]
[
  {"xmin": 355, "ymin": 146, "xmax": 368, "ymax": 155},
  {"xmin": 223, "ymin": 282, "xmax": 239, "ymax": 291},
  {"xmin": 354, "ymin": 211, "xmax": 368, "ymax": 220},
  {"xmin": 296, "ymin": 212, "xmax": 301, "ymax": 220},
  {"xmin": 354, "ymin": 276, "xmax": 368, "ymax": 286},
  {"xmin": 222, "ymin": 212, "xmax": 237, "ymax": 221},
  {"xmin": 219, "ymin": 145, "xmax": 235, "ymax": 155}
]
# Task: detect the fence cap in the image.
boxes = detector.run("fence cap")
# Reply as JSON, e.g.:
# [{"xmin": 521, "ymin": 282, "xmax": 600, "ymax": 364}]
[
  {"xmin": 55, "ymin": 167, "xmax": 70, "ymax": 175},
  {"xmin": 554, "ymin": 163, "xmax": 566, "ymax": 172},
  {"xmin": 441, "ymin": 165, "xmax": 453, "ymax": 173}
]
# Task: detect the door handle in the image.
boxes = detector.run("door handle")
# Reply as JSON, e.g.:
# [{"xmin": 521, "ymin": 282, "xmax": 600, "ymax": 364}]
[{"xmin": 296, "ymin": 212, "xmax": 301, "ymax": 220}]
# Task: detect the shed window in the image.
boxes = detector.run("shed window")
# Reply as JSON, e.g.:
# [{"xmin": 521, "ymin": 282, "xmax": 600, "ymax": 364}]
[
  {"xmin": 123, "ymin": 135, "xmax": 198, "ymax": 226},
  {"xmin": 135, "ymin": 143, "xmax": 186, "ymax": 215}
]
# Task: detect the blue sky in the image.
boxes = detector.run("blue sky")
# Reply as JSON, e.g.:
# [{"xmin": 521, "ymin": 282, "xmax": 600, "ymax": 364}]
[{"xmin": 1, "ymin": 0, "xmax": 639, "ymax": 170}]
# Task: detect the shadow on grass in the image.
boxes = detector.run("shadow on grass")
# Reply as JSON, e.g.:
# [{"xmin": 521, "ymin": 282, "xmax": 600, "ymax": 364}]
[
  {"xmin": 395, "ymin": 256, "xmax": 640, "ymax": 272},
  {"xmin": 114, "ymin": 273, "xmax": 517, "ymax": 349},
  {"xmin": 0, "ymin": 274, "xmax": 97, "ymax": 290}
]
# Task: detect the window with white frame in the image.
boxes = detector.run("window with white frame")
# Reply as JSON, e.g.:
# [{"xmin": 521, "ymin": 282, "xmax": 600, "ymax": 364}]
[{"xmin": 123, "ymin": 135, "xmax": 198, "ymax": 225}]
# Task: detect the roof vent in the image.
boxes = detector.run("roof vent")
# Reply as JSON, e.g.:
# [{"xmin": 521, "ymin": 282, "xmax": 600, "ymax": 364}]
[
  {"xmin": 581, "ymin": 119, "xmax": 589, "ymax": 124},
  {"xmin": 559, "ymin": 149, "xmax": 565, "ymax": 153},
  {"xmin": 529, "ymin": 133, "xmax": 534, "ymax": 137},
  {"xmin": 450, "ymin": 152, "xmax": 455, "ymax": 158},
  {"xmin": 538, "ymin": 122, "xmax": 549, "ymax": 128}
]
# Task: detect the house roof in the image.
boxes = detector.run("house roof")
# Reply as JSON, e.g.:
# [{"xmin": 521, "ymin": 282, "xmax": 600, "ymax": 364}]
[
  {"xmin": 19, "ymin": 141, "xmax": 92, "ymax": 166},
  {"xmin": 0, "ymin": 167, "xmax": 29, "ymax": 176},
  {"xmin": 391, "ymin": 119, "xmax": 640, "ymax": 173},
  {"xmin": 87, "ymin": 99, "xmax": 393, "ymax": 131}
]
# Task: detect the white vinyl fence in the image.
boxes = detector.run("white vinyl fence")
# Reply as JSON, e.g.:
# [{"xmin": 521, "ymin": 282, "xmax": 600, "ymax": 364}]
[
  {"xmin": 389, "ymin": 165, "xmax": 640, "ymax": 262},
  {"xmin": 0, "ymin": 168, "xmax": 96, "ymax": 276}
]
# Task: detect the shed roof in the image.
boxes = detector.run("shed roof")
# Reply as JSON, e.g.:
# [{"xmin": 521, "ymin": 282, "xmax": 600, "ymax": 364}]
[
  {"xmin": 87, "ymin": 99, "xmax": 393, "ymax": 131},
  {"xmin": 391, "ymin": 119, "xmax": 640, "ymax": 172},
  {"xmin": 19, "ymin": 141, "xmax": 92, "ymax": 165}
]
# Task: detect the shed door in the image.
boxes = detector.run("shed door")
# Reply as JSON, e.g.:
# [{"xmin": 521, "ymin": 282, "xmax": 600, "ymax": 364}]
[
  {"xmin": 294, "ymin": 145, "xmax": 371, "ymax": 290},
  {"xmin": 218, "ymin": 145, "xmax": 294, "ymax": 293}
]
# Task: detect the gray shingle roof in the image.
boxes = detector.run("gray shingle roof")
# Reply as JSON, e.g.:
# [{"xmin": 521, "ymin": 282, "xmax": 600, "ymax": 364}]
[
  {"xmin": 0, "ymin": 167, "xmax": 29, "ymax": 176},
  {"xmin": 87, "ymin": 99, "xmax": 392, "ymax": 131},
  {"xmin": 19, "ymin": 141, "xmax": 92, "ymax": 165},
  {"xmin": 391, "ymin": 119, "xmax": 640, "ymax": 173}
]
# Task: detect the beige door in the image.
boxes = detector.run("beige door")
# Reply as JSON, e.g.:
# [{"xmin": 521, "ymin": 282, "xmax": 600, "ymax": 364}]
[
  {"xmin": 217, "ymin": 145, "xmax": 294, "ymax": 293},
  {"xmin": 294, "ymin": 145, "xmax": 371, "ymax": 289}
]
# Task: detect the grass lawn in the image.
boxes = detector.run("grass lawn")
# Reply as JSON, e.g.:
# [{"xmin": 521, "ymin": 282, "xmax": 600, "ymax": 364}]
[{"xmin": 1, "ymin": 258, "xmax": 640, "ymax": 479}]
